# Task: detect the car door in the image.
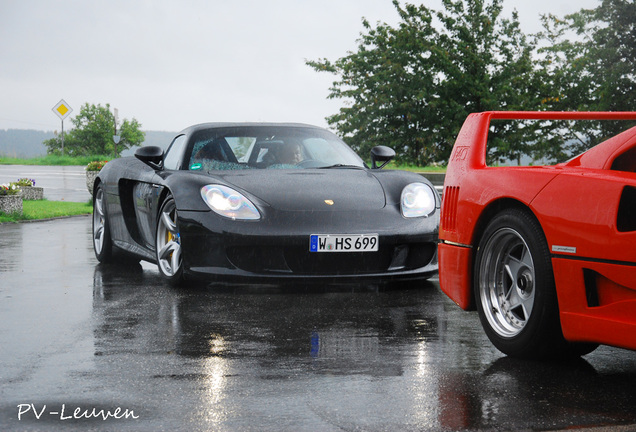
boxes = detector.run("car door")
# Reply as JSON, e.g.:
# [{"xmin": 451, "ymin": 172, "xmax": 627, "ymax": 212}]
[
  {"xmin": 531, "ymin": 169, "xmax": 636, "ymax": 265},
  {"xmin": 110, "ymin": 157, "xmax": 163, "ymax": 254},
  {"xmin": 131, "ymin": 134, "xmax": 189, "ymax": 251}
]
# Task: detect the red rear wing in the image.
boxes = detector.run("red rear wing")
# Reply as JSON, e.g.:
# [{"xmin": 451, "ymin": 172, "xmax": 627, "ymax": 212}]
[
  {"xmin": 444, "ymin": 111, "xmax": 636, "ymax": 239},
  {"xmin": 448, "ymin": 111, "xmax": 636, "ymax": 173}
]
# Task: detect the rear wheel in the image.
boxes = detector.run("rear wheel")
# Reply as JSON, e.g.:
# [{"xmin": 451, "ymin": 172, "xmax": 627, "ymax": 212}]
[
  {"xmin": 155, "ymin": 195, "xmax": 185, "ymax": 284},
  {"xmin": 474, "ymin": 209, "xmax": 596, "ymax": 359},
  {"xmin": 92, "ymin": 184, "xmax": 113, "ymax": 262}
]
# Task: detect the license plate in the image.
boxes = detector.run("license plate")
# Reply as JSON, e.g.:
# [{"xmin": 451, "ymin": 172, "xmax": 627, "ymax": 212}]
[{"xmin": 309, "ymin": 234, "xmax": 379, "ymax": 253}]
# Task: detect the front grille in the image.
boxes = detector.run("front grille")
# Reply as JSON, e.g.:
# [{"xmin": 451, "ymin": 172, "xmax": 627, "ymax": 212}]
[
  {"xmin": 284, "ymin": 246, "xmax": 394, "ymax": 275},
  {"xmin": 225, "ymin": 247, "xmax": 291, "ymax": 274},
  {"xmin": 226, "ymin": 242, "xmax": 436, "ymax": 276}
]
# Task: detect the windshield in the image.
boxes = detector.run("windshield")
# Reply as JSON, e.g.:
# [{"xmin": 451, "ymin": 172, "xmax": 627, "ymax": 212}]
[{"xmin": 185, "ymin": 126, "xmax": 365, "ymax": 171}]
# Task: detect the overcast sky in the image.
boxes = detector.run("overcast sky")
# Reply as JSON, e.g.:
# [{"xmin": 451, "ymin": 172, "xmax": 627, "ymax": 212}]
[{"xmin": 0, "ymin": 0, "xmax": 600, "ymax": 133}]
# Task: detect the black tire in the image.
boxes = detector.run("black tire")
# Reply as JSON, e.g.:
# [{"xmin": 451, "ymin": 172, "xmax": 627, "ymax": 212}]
[
  {"xmin": 155, "ymin": 195, "xmax": 185, "ymax": 285},
  {"xmin": 92, "ymin": 184, "xmax": 114, "ymax": 263},
  {"xmin": 474, "ymin": 208, "xmax": 590, "ymax": 359}
]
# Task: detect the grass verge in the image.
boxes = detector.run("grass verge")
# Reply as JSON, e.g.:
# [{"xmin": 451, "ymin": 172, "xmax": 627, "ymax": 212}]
[
  {"xmin": 0, "ymin": 200, "xmax": 93, "ymax": 223},
  {"xmin": 381, "ymin": 160, "xmax": 446, "ymax": 172},
  {"xmin": 0, "ymin": 155, "xmax": 112, "ymax": 166}
]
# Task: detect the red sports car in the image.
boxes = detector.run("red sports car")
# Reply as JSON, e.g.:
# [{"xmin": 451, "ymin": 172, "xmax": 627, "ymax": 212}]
[{"xmin": 439, "ymin": 111, "xmax": 636, "ymax": 359}]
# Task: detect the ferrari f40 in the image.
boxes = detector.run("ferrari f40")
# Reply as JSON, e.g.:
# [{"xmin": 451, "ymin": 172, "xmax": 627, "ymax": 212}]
[{"xmin": 439, "ymin": 111, "xmax": 636, "ymax": 359}]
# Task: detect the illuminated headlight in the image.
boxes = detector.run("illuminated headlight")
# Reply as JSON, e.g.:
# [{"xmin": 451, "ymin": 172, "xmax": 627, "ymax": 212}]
[
  {"xmin": 401, "ymin": 182, "xmax": 436, "ymax": 218},
  {"xmin": 200, "ymin": 185, "xmax": 260, "ymax": 220}
]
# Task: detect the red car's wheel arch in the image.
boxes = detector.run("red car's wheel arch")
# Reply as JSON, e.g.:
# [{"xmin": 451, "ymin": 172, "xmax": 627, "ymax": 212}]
[{"xmin": 439, "ymin": 198, "xmax": 543, "ymax": 311}]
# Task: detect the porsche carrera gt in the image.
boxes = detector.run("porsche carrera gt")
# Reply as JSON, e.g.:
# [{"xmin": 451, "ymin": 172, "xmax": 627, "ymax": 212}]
[{"xmin": 92, "ymin": 123, "xmax": 440, "ymax": 285}]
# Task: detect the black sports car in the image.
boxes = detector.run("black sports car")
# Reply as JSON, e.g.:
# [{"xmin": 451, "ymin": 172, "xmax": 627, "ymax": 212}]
[{"xmin": 92, "ymin": 123, "xmax": 440, "ymax": 284}]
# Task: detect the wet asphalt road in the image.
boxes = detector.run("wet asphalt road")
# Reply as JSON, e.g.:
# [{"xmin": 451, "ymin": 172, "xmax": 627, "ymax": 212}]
[
  {"xmin": 0, "ymin": 165, "xmax": 90, "ymax": 202},
  {"xmin": 1, "ymin": 216, "xmax": 636, "ymax": 431}
]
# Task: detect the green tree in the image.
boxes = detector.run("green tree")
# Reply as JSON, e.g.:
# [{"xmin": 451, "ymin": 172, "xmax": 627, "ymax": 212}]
[
  {"xmin": 44, "ymin": 103, "xmax": 145, "ymax": 157},
  {"xmin": 534, "ymin": 0, "xmax": 636, "ymax": 159},
  {"xmin": 307, "ymin": 0, "xmax": 538, "ymax": 166},
  {"xmin": 117, "ymin": 118, "xmax": 145, "ymax": 155}
]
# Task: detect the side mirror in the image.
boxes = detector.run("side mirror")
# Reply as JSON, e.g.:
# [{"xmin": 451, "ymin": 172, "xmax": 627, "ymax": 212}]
[
  {"xmin": 135, "ymin": 146, "xmax": 164, "ymax": 170},
  {"xmin": 370, "ymin": 146, "xmax": 395, "ymax": 169}
]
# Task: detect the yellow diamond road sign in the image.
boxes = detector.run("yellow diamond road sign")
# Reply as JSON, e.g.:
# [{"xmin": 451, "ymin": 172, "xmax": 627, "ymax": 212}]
[{"xmin": 52, "ymin": 99, "xmax": 73, "ymax": 120}]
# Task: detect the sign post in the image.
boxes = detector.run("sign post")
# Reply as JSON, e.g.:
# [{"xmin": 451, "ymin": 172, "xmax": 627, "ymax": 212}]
[
  {"xmin": 113, "ymin": 107, "xmax": 119, "ymax": 156},
  {"xmin": 52, "ymin": 99, "xmax": 73, "ymax": 155}
]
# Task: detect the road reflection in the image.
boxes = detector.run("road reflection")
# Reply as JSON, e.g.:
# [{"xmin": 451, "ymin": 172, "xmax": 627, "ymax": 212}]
[
  {"xmin": 440, "ymin": 357, "xmax": 636, "ymax": 430},
  {"xmin": 90, "ymin": 262, "xmax": 636, "ymax": 431}
]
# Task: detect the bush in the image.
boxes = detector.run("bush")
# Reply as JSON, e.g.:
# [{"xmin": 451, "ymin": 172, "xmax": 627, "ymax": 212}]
[
  {"xmin": 86, "ymin": 160, "xmax": 109, "ymax": 171},
  {"xmin": 14, "ymin": 178, "xmax": 36, "ymax": 187},
  {"xmin": 0, "ymin": 184, "xmax": 20, "ymax": 196}
]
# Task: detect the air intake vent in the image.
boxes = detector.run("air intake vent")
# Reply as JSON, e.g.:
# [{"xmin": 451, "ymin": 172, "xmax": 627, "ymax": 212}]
[
  {"xmin": 617, "ymin": 186, "xmax": 636, "ymax": 232},
  {"xmin": 441, "ymin": 186, "xmax": 459, "ymax": 232}
]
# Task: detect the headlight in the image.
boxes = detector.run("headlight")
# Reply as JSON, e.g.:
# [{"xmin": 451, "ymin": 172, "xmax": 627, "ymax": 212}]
[
  {"xmin": 401, "ymin": 182, "xmax": 436, "ymax": 218},
  {"xmin": 200, "ymin": 185, "xmax": 260, "ymax": 220}
]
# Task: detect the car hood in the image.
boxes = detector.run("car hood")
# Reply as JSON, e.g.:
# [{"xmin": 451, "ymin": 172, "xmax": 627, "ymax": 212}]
[{"xmin": 216, "ymin": 169, "xmax": 386, "ymax": 211}]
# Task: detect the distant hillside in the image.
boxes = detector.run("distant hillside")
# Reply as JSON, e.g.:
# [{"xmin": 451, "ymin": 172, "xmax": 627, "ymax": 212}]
[
  {"xmin": 0, "ymin": 129, "xmax": 53, "ymax": 157},
  {"xmin": 0, "ymin": 129, "xmax": 177, "ymax": 158}
]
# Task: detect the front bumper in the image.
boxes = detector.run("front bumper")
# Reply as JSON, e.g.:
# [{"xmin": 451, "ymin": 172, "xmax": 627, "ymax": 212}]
[{"xmin": 178, "ymin": 207, "xmax": 439, "ymax": 282}]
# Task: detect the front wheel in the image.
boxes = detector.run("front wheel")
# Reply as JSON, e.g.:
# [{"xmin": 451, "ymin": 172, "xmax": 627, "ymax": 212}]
[
  {"xmin": 93, "ymin": 184, "xmax": 113, "ymax": 262},
  {"xmin": 474, "ymin": 209, "xmax": 586, "ymax": 359},
  {"xmin": 155, "ymin": 196, "xmax": 185, "ymax": 285}
]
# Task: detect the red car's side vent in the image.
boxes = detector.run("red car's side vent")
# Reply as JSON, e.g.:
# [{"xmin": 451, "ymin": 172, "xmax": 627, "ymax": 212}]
[{"xmin": 442, "ymin": 186, "xmax": 459, "ymax": 233}]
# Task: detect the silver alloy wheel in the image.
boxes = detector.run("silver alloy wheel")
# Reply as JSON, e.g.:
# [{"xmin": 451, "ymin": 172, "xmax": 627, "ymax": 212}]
[
  {"xmin": 156, "ymin": 199, "xmax": 182, "ymax": 277},
  {"xmin": 478, "ymin": 227, "xmax": 536, "ymax": 338},
  {"xmin": 93, "ymin": 187, "xmax": 106, "ymax": 255}
]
